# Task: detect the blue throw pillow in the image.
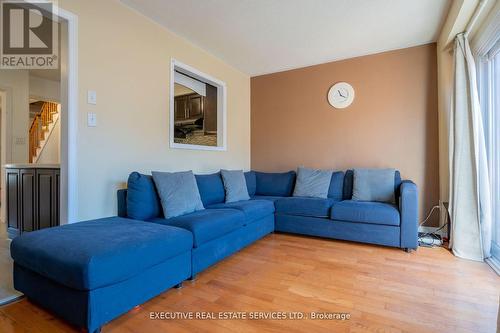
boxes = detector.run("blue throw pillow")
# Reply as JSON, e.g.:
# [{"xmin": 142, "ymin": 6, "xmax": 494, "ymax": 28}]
[
  {"xmin": 293, "ymin": 167, "xmax": 333, "ymax": 198},
  {"xmin": 352, "ymin": 168, "xmax": 396, "ymax": 203},
  {"xmin": 126, "ymin": 172, "xmax": 162, "ymax": 220},
  {"xmin": 220, "ymin": 170, "xmax": 250, "ymax": 203},
  {"xmin": 152, "ymin": 171, "xmax": 204, "ymax": 218}
]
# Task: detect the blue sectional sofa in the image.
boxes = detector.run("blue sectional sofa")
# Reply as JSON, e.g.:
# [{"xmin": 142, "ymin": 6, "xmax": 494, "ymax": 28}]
[
  {"xmin": 11, "ymin": 168, "xmax": 418, "ymax": 333},
  {"xmin": 117, "ymin": 169, "xmax": 418, "ymax": 269}
]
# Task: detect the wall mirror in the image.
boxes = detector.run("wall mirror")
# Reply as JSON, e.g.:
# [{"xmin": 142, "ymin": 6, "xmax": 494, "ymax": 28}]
[{"xmin": 170, "ymin": 59, "xmax": 227, "ymax": 151}]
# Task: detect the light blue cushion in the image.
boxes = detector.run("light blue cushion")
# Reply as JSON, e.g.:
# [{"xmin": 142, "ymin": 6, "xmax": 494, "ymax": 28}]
[
  {"xmin": 352, "ymin": 168, "xmax": 396, "ymax": 203},
  {"xmin": 275, "ymin": 197, "xmax": 335, "ymax": 218},
  {"xmin": 343, "ymin": 169, "xmax": 401, "ymax": 200},
  {"xmin": 208, "ymin": 199, "xmax": 275, "ymax": 225},
  {"xmin": 220, "ymin": 170, "xmax": 250, "ymax": 203},
  {"xmin": 293, "ymin": 167, "xmax": 333, "ymax": 198},
  {"xmin": 152, "ymin": 171, "xmax": 204, "ymax": 218},
  {"xmin": 149, "ymin": 209, "xmax": 245, "ymax": 247},
  {"xmin": 331, "ymin": 200, "xmax": 400, "ymax": 226}
]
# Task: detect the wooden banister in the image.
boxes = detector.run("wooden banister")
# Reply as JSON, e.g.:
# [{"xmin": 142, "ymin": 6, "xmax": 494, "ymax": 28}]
[{"xmin": 28, "ymin": 102, "xmax": 59, "ymax": 163}]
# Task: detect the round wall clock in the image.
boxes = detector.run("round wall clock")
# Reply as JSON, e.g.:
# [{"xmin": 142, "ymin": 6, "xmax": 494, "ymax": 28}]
[{"xmin": 328, "ymin": 82, "xmax": 355, "ymax": 109}]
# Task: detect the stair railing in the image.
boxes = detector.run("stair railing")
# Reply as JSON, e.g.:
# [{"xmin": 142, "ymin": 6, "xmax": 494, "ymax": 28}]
[{"xmin": 28, "ymin": 102, "xmax": 59, "ymax": 163}]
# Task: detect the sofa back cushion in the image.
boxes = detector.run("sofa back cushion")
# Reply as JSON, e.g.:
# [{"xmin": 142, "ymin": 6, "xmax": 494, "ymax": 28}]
[
  {"xmin": 126, "ymin": 172, "xmax": 163, "ymax": 220},
  {"xmin": 255, "ymin": 171, "xmax": 296, "ymax": 197},
  {"xmin": 328, "ymin": 171, "xmax": 345, "ymax": 201},
  {"xmin": 244, "ymin": 171, "xmax": 256, "ymax": 196},
  {"xmin": 343, "ymin": 169, "xmax": 401, "ymax": 200},
  {"xmin": 195, "ymin": 172, "xmax": 225, "ymax": 206}
]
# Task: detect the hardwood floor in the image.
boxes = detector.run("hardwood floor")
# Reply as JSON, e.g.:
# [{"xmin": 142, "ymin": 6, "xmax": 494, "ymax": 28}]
[{"xmin": 0, "ymin": 233, "xmax": 498, "ymax": 333}]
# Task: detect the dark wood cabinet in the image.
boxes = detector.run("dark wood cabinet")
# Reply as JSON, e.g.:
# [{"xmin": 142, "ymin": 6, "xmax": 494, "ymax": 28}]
[
  {"xmin": 5, "ymin": 166, "xmax": 60, "ymax": 239},
  {"xmin": 174, "ymin": 93, "xmax": 205, "ymax": 121},
  {"xmin": 174, "ymin": 84, "xmax": 217, "ymax": 135},
  {"xmin": 6, "ymin": 169, "xmax": 20, "ymax": 238},
  {"xmin": 174, "ymin": 96, "xmax": 188, "ymax": 120},
  {"xmin": 20, "ymin": 169, "xmax": 36, "ymax": 232},
  {"xmin": 188, "ymin": 95, "xmax": 203, "ymax": 118}
]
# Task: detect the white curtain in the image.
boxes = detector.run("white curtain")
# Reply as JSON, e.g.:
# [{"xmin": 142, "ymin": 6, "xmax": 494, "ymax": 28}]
[{"xmin": 449, "ymin": 33, "xmax": 492, "ymax": 261}]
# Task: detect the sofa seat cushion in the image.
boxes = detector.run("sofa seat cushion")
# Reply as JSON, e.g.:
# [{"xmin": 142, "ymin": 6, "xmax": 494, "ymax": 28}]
[
  {"xmin": 207, "ymin": 200, "xmax": 275, "ymax": 225},
  {"xmin": 331, "ymin": 200, "xmax": 400, "ymax": 226},
  {"xmin": 275, "ymin": 197, "xmax": 335, "ymax": 218},
  {"xmin": 251, "ymin": 195, "xmax": 284, "ymax": 202},
  {"xmin": 10, "ymin": 217, "xmax": 193, "ymax": 291},
  {"xmin": 149, "ymin": 209, "xmax": 245, "ymax": 247}
]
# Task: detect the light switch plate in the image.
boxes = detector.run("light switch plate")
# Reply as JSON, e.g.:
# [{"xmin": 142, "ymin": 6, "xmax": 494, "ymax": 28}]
[
  {"xmin": 87, "ymin": 113, "xmax": 97, "ymax": 127},
  {"xmin": 87, "ymin": 90, "xmax": 97, "ymax": 105}
]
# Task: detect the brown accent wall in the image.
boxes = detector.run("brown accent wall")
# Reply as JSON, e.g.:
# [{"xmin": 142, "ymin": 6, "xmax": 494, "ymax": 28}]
[{"xmin": 251, "ymin": 43, "xmax": 439, "ymax": 226}]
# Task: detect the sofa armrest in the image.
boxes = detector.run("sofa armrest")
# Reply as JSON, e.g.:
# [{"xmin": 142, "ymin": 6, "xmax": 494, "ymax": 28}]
[{"xmin": 399, "ymin": 180, "xmax": 418, "ymax": 249}]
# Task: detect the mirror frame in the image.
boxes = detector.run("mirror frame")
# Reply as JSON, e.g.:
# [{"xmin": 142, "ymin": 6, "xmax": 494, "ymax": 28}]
[{"xmin": 169, "ymin": 58, "xmax": 227, "ymax": 151}]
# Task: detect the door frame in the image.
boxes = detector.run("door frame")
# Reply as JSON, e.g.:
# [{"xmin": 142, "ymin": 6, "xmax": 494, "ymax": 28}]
[
  {"xmin": 55, "ymin": 6, "xmax": 79, "ymax": 224},
  {"xmin": 0, "ymin": 8, "xmax": 78, "ymax": 226}
]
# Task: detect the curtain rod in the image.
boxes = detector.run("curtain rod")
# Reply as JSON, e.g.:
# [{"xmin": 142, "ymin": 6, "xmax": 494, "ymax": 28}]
[{"xmin": 464, "ymin": 0, "xmax": 488, "ymax": 38}]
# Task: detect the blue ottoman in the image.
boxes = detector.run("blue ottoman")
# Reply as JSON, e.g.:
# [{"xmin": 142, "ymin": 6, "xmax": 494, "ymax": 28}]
[{"xmin": 10, "ymin": 217, "xmax": 193, "ymax": 333}]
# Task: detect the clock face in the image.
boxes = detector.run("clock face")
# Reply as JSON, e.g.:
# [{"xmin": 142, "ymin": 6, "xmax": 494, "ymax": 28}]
[{"xmin": 328, "ymin": 82, "xmax": 355, "ymax": 109}]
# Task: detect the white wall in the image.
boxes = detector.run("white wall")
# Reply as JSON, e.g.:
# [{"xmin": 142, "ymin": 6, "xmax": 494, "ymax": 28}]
[
  {"xmin": 0, "ymin": 70, "xmax": 29, "ymax": 164},
  {"xmin": 29, "ymin": 76, "xmax": 60, "ymax": 103},
  {"xmin": 0, "ymin": 71, "xmax": 29, "ymax": 224},
  {"xmin": 59, "ymin": 0, "xmax": 251, "ymax": 220}
]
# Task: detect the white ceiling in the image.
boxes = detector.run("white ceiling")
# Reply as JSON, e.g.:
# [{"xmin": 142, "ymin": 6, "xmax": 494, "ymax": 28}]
[{"xmin": 121, "ymin": 0, "xmax": 450, "ymax": 76}]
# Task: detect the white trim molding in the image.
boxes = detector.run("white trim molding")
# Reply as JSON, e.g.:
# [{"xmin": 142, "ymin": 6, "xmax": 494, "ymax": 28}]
[
  {"xmin": 169, "ymin": 58, "xmax": 227, "ymax": 152},
  {"xmin": 55, "ymin": 7, "xmax": 78, "ymax": 224}
]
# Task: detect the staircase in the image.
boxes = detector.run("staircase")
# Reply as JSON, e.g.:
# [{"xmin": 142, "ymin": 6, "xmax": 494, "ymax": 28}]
[{"xmin": 29, "ymin": 102, "xmax": 60, "ymax": 163}]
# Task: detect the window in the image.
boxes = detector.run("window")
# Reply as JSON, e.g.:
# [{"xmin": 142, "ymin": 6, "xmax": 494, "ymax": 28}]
[
  {"xmin": 169, "ymin": 59, "xmax": 227, "ymax": 151},
  {"xmin": 477, "ymin": 39, "xmax": 500, "ymax": 264}
]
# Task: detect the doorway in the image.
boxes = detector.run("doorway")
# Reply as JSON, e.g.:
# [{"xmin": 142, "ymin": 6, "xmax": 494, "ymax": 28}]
[{"xmin": 0, "ymin": 6, "xmax": 78, "ymax": 305}]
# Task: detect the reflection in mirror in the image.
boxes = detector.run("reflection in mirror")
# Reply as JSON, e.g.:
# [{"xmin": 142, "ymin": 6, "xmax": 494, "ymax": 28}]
[{"xmin": 173, "ymin": 72, "xmax": 218, "ymax": 147}]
